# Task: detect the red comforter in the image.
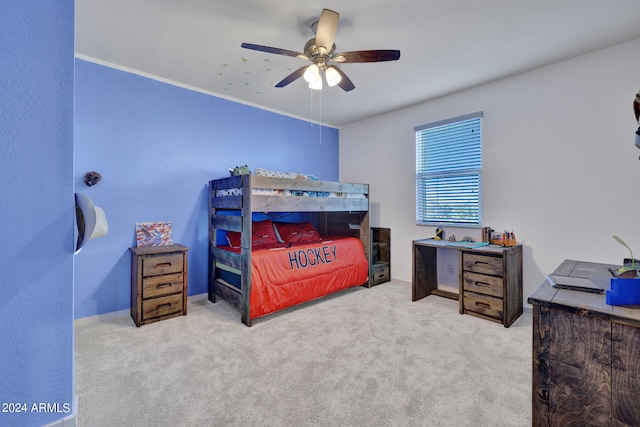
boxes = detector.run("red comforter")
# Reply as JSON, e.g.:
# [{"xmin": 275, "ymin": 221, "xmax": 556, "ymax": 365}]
[{"xmin": 246, "ymin": 237, "xmax": 369, "ymax": 319}]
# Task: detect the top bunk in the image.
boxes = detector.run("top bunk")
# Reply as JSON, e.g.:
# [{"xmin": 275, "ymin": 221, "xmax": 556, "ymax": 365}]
[{"xmin": 210, "ymin": 172, "xmax": 369, "ymax": 213}]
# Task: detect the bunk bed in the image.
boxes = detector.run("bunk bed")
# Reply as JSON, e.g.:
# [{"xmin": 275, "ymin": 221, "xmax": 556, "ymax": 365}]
[{"xmin": 208, "ymin": 172, "xmax": 371, "ymax": 326}]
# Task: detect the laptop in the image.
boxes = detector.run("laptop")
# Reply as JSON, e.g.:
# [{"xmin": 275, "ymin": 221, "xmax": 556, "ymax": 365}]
[{"xmin": 547, "ymin": 274, "xmax": 604, "ymax": 294}]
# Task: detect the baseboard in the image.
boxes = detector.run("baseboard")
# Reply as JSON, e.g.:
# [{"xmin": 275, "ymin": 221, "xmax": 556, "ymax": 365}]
[
  {"xmin": 43, "ymin": 395, "xmax": 77, "ymax": 427},
  {"xmin": 74, "ymin": 293, "xmax": 209, "ymax": 325}
]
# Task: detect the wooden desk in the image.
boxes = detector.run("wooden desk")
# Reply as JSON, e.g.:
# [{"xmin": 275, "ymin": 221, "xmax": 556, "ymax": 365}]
[
  {"xmin": 528, "ymin": 259, "xmax": 640, "ymax": 426},
  {"xmin": 412, "ymin": 239, "xmax": 522, "ymax": 327}
]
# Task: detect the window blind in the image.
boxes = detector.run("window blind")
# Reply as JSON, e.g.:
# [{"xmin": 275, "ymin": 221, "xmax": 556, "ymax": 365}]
[{"xmin": 415, "ymin": 112, "xmax": 482, "ymax": 226}]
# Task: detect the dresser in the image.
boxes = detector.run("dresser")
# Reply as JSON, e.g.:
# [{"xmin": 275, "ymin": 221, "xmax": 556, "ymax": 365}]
[
  {"xmin": 412, "ymin": 239, "xmax": 522, "ymax": 327},
  {"xmin": 130, "ymin": 244, "xmax": 189, "ymax": 327},
  {"xmin": 528, "ymin": 260, "xmax": 640, "ymax": 426}
]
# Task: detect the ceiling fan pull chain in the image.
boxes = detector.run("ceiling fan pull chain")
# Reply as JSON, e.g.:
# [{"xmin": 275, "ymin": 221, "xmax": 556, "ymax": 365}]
[
  {"xmin": 310, "ymin": 88, "xmax": 314, "ymax": 125},
  {"xmin": 319, "ymin": 90, "xmax": 322, "ymax": 145}
]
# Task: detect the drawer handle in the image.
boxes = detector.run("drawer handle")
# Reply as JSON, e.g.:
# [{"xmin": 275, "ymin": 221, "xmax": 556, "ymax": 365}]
[
  {"xmin": 155, "ymin": 262, "xmax": 172, "ymax": 268},
  {"xmin": 475, "ymin": 301, "xmax": 491, "ymax": 309},
  {"xmin": 155, "ymin": 303, "xmax": 172, "ymax": 310},
  {"xmin": 475, "ymin": 281, "xmax": 490, "ymax": 287},
  {"xmin": 156, "ymin": 283, "xmax": 172, "ymax": 289},
  {"xmin": 474, "ymin": 261, "xmax": 490, "ymax": 266}
]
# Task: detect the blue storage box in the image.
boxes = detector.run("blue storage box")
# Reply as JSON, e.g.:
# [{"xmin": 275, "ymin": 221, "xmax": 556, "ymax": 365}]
[{"xmin": 606, "ymin": 277, "xmax": 640, "ymax": 305}]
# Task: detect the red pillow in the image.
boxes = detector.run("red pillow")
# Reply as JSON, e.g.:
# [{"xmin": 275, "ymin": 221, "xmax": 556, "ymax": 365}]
[
  {"xmin": 252, "ymin": 219, "xmax": 279, "ymax": 246},
  {"xmin": 225, "ymin": 231, "xmax": 241, "ymax": 248},
  {"xmin": 225, "ymin": 219, "xmax": 279, "ymax": 248},
  {"xmin": 274, "ymin": 222, "xmax": 321, "ymax": 244}
]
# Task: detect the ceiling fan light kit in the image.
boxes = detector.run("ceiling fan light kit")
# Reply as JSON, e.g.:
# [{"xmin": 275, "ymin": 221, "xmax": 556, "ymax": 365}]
[
  {"xmin": 303, "ymin": 63, "xmax": 341, "ymax": 90},
  {"xmin": 325, "ymin": 66, "xmax": 342, "ymax": 87},
  {"xmin": 241, "ymin": 9, "xmax": 400, "ymax": 92},
  {"xmin": 303, "ymin": 63, "xmax": 320, "ymax": 84},
  {"xmin": 309, "ymin": 78, "xmax": 323, "ymax": 91}
]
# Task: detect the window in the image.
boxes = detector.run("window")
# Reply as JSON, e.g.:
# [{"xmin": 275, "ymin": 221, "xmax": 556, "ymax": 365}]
[{"xmin": 415, "ymin": 112, "xmax": 482, "ymax": 227}]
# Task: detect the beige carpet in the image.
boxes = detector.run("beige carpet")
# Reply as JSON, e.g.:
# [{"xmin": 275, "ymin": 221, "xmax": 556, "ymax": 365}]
[{"xmin": 74, "ymin": 281, "xmax": 532, "ymax": 426}]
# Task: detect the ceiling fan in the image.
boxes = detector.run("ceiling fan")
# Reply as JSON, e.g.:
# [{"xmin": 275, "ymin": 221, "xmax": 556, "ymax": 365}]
[{"xmin": 241, "ymin": 9, "xmax": 400, "ymax": 92}]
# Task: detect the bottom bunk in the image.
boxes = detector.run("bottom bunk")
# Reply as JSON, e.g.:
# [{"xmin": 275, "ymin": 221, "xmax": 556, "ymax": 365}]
[{"xmin": 210, "ymin": 221, "xmax": 369, "ymax": 325}]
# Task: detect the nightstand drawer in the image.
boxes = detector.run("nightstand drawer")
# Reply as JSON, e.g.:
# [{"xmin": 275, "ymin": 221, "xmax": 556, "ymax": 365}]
[
  {"xmin": 142, "ymin": 293, "xmax": 183, "ymax": 320},
  {"xmin": 142, "ymin": 272, "xmax": 184, "ymax": 299},
  {"xmin": 143, "ymin": 252, "xmax": 183, "ymax": 277},
  {"xmin": 463, "ymin": 253, "xmax": 503, "ymax": 276},
  {"xmin": 463, "ymin": 272, "xmax": 503, "ymax": 298},
  {"xmin": 371, "ymin": 263, "xmax": 390, "ymax": 285},
  {"xmin": 464, "ymin": 291, "xmax": 503, "ymax": 320}
]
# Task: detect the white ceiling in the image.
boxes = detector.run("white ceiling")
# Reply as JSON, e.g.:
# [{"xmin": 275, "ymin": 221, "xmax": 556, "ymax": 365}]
[{"xmin": 75, "ymin": 0, "xmax": 640, "ymax": 127}]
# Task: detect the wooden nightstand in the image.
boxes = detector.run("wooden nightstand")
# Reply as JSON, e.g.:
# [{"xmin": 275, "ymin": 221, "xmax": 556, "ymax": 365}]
[
  {"xmin": 370, "ymin": 227, "xmax": 390, "ymax": 286},
  {"xmin": 130, "ymin": 244, "xmax": 189, "ymax": 327}
]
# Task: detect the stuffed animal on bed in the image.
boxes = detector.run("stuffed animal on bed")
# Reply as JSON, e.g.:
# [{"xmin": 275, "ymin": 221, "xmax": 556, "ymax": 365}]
[{"xmin": 229, "ymin": 165, "xmax": 251, "ymax": 176}]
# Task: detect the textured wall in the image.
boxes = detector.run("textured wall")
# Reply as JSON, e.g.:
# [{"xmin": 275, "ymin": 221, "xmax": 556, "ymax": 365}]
[
  {"xmin": 340, "ymin": 38, "xmax": 640, "ymax": 306},
  {"xmin": 74, "ymin": 59, "xmax": 339, "ymax": 319},
  {"xmin": 0, "ymin": 1, "xmax": 75, "ymax": 426}
]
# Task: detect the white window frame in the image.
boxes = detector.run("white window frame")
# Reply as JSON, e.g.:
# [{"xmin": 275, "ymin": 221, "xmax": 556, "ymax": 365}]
[{"xmin": 415, "ymin": 112, "xmax": 483, "ymax": 227}]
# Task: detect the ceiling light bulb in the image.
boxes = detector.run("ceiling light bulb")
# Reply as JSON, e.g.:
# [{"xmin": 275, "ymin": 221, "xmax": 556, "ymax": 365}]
[
  {"xmin": 325, "ymin": 66, "xmax": 342, "ymax": 87},
  {"xmin": 303, "ymin": 64, "xmax": 320, "ymax": 84},
  {"xmin": 309, "ymin": 78, "xmax": 323, "ymax": 90}
]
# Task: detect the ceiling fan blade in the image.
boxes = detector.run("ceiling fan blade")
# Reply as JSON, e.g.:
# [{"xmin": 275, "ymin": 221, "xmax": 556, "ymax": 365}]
[
  {"xmin": 333, "ymin": 50, "xmax": 401, "ymax": 63},
  {"xmin": 275, "ymin": 66, "xmax": 308, "ymax": 88},
  {"xmin": 315, "ymin": 9, "xmax": 339, "ymax": 54},
  {"xmin": 241, "ymin": 43, "xmax": 306, "ymax": 59},
  {"xmin": 331, "ymin": 67, "xmax": 355, "ymax": 92}
]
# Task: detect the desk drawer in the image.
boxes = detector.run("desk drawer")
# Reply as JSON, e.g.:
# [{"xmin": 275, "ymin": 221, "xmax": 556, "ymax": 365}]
[
  {"xmin": 142, "ymin": 272, "xmax": 184, "ymax": 299},
  {"xmin": 463, "ymin": 272, "xmax": 503, "ymax": 298},
  {"xmin": 463, "ymin": 253, "xmax": 503, "ymax": 276},
  {"xmin": 464, "ymin": 291, "xmax": 503, "ymax": 320},
  {"xmin": 142, "ymin": 293, "xmax": 183, "ymax": 320},
  {"xmin": 143, "ymin": 252, "xmax": 183, "ymax": 277}
]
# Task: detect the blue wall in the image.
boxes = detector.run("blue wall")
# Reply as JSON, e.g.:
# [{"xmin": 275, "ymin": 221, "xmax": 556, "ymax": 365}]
[
  {"xmin": 0, "ymin": 1, "xmax": 75, "ymax": 426},
  {"xmin": 74, "ymin": 59, "xmax": 340, "ymax": 319}
]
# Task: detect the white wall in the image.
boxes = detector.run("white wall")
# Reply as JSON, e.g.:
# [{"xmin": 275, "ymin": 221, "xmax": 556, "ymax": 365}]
[{"xmin": 340, "ymin": 38, "xmax": 640, "ymax": 305}]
